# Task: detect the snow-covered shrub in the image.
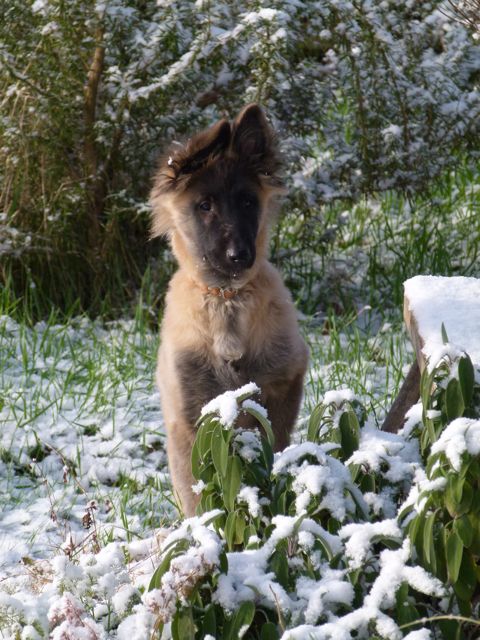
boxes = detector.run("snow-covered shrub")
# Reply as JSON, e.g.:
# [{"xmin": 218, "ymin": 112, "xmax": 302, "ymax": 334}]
[
  {"xmin": 401, "ymin": 349, "xmax": 480, "ymax": 633},
  {"xmin": 145, "ymin": 386, "xmax": 447, "ymax": 639},
  {"xmin": 1, "ymin": 0, "xmax": 479, "ymax": 311},
  {"xmin": 4, "ymin": 350, "xmax": 480, "ymax": 637}
]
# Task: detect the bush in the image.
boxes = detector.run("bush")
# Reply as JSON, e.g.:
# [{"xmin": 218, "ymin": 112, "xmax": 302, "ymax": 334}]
[
  {"xmin": 402, "ymin": 348, "xmax": 480, "ymax": 636},
  {"xmin": 1, "ymin": 1, "xmax": 479, "ymax": 313},
  {"xmin": 139, "ymin": 360, "xmax": 480, "ymax": 639}
]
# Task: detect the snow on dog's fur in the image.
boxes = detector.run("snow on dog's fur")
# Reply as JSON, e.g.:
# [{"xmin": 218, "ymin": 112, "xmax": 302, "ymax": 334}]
[{"xmin": 150, "ymin": 104, "xmax": 308, "ymax": 515}]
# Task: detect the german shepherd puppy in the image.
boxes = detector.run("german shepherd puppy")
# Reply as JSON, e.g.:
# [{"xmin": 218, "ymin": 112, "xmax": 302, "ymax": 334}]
[{"xmin": 150, "ymin": 105, "xmax": 308, "ymax": 515}]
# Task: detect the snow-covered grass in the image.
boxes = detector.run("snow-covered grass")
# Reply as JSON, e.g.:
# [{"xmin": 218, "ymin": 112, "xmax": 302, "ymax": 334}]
[
  {"xmin": 0, "ymin": 306, "xmax": 412, "ymax": 636},
  {"xmin": 275, "ymin": 161, "xmax": 480, "ymax": 316},
  {"xmin": 0, "ymin": 310, "xmax": 407, "ymax": 551},
  {"xmin": 0, "ymin": 315, "xmax": 174, "ymax": 565}
]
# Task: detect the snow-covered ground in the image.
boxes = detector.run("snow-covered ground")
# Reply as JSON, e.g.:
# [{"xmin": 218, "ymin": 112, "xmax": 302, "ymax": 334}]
[
  {"xmin": 0, "ymin": 310, "xmax": 413, "ymax": 636},
  {"xmin": 0, "ymin": 317, "xmax": 171, "ymax": 564},
  {"xmin": 6, "ymin": 287, "xmax": 478, "ymax": 639}
]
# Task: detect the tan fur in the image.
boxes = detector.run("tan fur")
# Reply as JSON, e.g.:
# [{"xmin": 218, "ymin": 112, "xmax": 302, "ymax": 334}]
[{"xmin": 151, "ymin": 105, "xmax": 308, "ymax": 516}]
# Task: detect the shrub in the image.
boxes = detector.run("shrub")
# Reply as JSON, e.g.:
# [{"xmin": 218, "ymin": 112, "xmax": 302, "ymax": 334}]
[
  {"xmin": 401, "ymin": 348, "xmax": 480, "ymax": 637},
  {"xmin": 143, "ymin": 381, "xmax": 466, "ymax": 639},
  {"xmin": 1, "ymin": 1, "xmax": 479, "ymax": 313}
]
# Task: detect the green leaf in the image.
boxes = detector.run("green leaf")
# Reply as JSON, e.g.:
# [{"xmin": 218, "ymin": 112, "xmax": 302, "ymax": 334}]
[
  {"xmin": 446, "ymin": 529, "xmax": 463, "ymax": 583},
  {"xmin": 171, "ymin": 607, "xmax": 196, "ymax": 640},
  {"xmin": 448, "ymin": 472, "xmax": 465, "ymax": 506},
  {"xmin": 223, "ymin": 455, "xmax": 243, "ymax": 512},
  {"xmin": 243, "ymin": 404, "xmax": 275, "ymax": 449},
  {"xmin": 408, "ymin": 514, "xmax": 425, "ymax": 554},
  {"xmin": 420, "ymin": 367, "xmax": 435, "ymax": 414},
  {"xmin": 446, "ymin": 474, "xmax": 473, "ymax": 517},
  {"xmin": 458, "ymin": 481, "xmax": 473, "ymax": 516},
  {"xmin": 445, "ymin": 378, "xmax": 465, "ymax": 421},
  {"xmin": 234, "ymin": 511, "xmax": 246, "ymax": 546},
  {"xmin": 224, "ymin": 511, "xmax": 246, "ymax": 549},
  {"xmin": 441, "ymin": 322, "xmax": 449, "ymax": 345},
  {"xmin": 307, "ymin": 403, "xmax": 325, "ymax": 442},
  {"xmin": 211, "ymin": 423, "xmax": 229, "ymax": 479},
  {"xmin": 467, "ymin": 512, "xmax": 480, "ymax": 555},
  {"xmin": 395, "ymin": 582, "xmax": 420, "ymax": 627},
  {"xmin": 196, "ymin": 417, "xmax": 217, "ymax": 462},
  {"xmin": 423, "ymin": 511, "xmax": 436, "ymax": 569},
  {"xmin": 244, "ymin": 524, "xmax": 258, "ymax": 547},
  {"xmin": 261, "ymin": 438, "xmax": 274, "ymax": 474},
  {"xmin": 219, "ymin": 549, "xmax": 229, "ymax": 573},
  {"xmin": 202, "ymin": 604, "xmax": 217, "ymax": 637},
  {"xmin": 224, "ymin": 601, "xmax": 256, "ymax": 640},
  {"xmin": 224, "ymin": 511, "xmax": 237, "ymax": 550},
  {"xmin": 453, "ymin": 551, "xmax": 477, "ymax": 603},
  {"xmin": 261, "ymin": 621, "xmax": 280, "ymax": 640},
  {"xmin": 458, "ymin": 356, "xmax": 474, "ymax": 407},
  {"xmin": 434, "ymin": 524, "xmax": 448, "ymax": 583},
  {"xmin": 191, "ymin": 439, "xmax": 201, "ymax": 480},
  {"xmin": 338, "ymin": 410, "xmax": 359, "ymax": 459},
  {"xmin": 270, "ymin": 546, "xmax": 289, "ymax": 590},
  {"xmin": 148, "ymin": 539, "xmax": 189, "ymax": 590}
]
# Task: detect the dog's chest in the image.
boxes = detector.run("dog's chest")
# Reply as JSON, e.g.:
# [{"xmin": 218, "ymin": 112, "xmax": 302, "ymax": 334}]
[{"xmin": 206, "ymin": 298, "xmax": 248, "ymax": 363}]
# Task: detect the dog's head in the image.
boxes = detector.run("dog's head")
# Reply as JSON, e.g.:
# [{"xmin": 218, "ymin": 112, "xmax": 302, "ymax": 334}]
[{"xmin": 150, "ymin": 104, "xmax": 284, "ymax": 287}]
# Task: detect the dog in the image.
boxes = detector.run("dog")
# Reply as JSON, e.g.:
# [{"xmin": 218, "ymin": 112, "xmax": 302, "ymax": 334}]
[{"xmin": 150, "ymin": 104, "xmax": 308, "ymax": 516}]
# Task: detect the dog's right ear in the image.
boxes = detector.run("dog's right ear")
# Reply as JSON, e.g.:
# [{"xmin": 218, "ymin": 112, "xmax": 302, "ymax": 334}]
[
  {"xmin": 150, "ymin": 119, "xmax": 231, "ymax": 237},
  {"xmin": 178, "ymin": 118, "xmax": 231, "ymax": 175}
]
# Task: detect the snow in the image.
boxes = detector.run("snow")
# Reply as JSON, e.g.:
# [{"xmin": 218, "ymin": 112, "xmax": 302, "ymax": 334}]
[
  {"xmin": 347, "ymin": 426, "xmax": 420, "ymax": 484},
  {"xmin": 272, "ymin": 442, "xmax": 360, "ymax": 520},
  {"xmin": 0, "ymin": 310, "xmax": 462, "ymax": 636},
  {"xmin": 430, "ymin": 417, "xmax": 480, "ymax": 470},
  {"xmin": 404, "ymin": 275, "xmax": 480, "ymax": 368},
  {"xmin": 339, "ymin": 519, "xmax": 402, "ymax": 570},
  {"xmin": 322, "ymin": 389, "xmax": 356, "ymax": 406},
  {"xmin": 238, "ymin": 485, "xmax": 262, "ymax": 518},
  {"xmin": 401, "ymin": 467, "xmax": 448, "ymax": 516},
  {"xmin": 192, "ymin": 478, "xmax": 206, "ymax": 495},
  {"xmin": 296, "ymin": 569, "xmax": 354, "ymax": 624},
  {"xmin": 234, "ymin": 429, "xmax": 263, "ymax": 462},
  {"xmin": 200, "ymin": 382, "xmax": 260, "ymax": 427}
]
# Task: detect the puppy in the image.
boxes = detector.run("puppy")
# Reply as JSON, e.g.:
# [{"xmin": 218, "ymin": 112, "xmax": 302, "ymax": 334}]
[{"xmin": 150, "ymin": 104, "xmax": 308, "ymax": 515}]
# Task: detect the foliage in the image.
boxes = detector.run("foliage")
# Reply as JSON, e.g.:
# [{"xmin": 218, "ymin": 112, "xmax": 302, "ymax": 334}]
[
  {"xmin": 1, "ymin": 0, "xmax": 479, "ymax": 313},
  {"xmin": 402, "ymin": 348, "xmax": 480, "ymax": 638},
  {"xmin": 144, "ymin": 386, "xmax": 448, "ymax": 640}
]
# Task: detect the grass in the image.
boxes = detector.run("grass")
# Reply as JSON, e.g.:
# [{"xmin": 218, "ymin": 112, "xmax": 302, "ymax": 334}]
[
  {"xmin": 275, "ymin": 159, "xmax": 480, "ymax": 316},
  {"xmin": 0, "ymin": 311, "xmax": 173, "ymax": 557}
]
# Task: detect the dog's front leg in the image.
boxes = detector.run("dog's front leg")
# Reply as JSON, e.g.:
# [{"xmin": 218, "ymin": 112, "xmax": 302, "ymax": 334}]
[
  {"xmin": 262, "ymin": 371, "xmax": 306, "ymax": 452},
  {"xmin": 164, "ymin": 420, "xmax": 199, "ymax": 517},
  {"xmin": 160, "ymin": 347, "xmax": 226, "ymax": 517}
]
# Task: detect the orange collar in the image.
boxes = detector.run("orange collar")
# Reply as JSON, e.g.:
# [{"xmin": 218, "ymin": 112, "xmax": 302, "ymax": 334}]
[{"xmin": 199, "ymin": 283, "xmax": 239, "ymax": 300}]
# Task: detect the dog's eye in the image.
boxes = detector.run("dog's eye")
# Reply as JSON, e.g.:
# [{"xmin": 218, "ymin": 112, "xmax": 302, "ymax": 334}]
[{"xmin": 198, "ymin": 200, "xmax": 212, "ymax": 212}]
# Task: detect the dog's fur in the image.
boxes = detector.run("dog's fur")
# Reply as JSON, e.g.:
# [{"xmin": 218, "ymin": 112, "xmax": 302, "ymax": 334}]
[{"xmin": 150, "ymin": 105, "xmax": 308, "ymax": 516}]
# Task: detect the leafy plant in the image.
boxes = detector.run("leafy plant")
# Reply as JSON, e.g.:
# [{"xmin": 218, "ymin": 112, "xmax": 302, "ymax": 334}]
[
  {"xmin": 403, "ymin": 350, "xmax": 480, "ymax": 636},
  {"xmin": 146, "ymin": 386, "xmax": 446, "ymax": 639}
]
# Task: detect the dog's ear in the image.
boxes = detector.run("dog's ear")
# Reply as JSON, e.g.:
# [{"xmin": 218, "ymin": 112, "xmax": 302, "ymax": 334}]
[
  {"xmin": 179, "ymin": 118, "xmax": 231, "ymax": 175},
  {"xmin": 150, "ymin": 118, "xmax": 231, "ymax": 237},
  {"xmin": 231, "ymin": 104, "xmax": 283, "ymax": 184}
]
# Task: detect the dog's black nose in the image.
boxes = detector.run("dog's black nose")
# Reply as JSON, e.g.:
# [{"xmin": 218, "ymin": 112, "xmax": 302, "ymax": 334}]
[{"xmin": 226, "ymin": 246, "xmax": 250, "ymax": 264}]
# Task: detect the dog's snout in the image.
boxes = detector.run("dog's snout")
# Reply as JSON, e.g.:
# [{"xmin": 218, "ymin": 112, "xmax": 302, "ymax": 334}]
[{"xmin": 225, "ymin": 240, "xmax": 254, "ymax": 268}]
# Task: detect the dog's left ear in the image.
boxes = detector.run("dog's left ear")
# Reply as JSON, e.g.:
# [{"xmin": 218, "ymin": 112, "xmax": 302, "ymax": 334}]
[
  {"xmin": 231, "ymin": 104, "xmax": 282, "ymax": 184},
  {"xmin": 150, "ymin": 119, "xmax": 232, "ymax": 237}
]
